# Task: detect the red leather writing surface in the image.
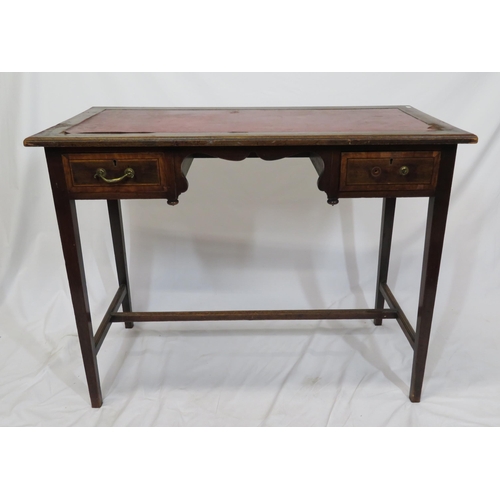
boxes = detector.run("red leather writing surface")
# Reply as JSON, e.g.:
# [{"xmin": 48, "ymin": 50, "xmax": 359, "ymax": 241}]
[{"xmin": 66, "ymin": 108, "xmax": 433, "ymax": 135}]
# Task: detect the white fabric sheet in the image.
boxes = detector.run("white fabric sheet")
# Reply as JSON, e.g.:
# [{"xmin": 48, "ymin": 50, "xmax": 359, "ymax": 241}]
[{"xmin": 1, "ymin": 72, "xmax": 499, "ymax": 426}]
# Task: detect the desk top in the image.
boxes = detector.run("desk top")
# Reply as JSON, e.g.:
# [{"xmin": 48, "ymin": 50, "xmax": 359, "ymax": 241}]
[{"xmin": 24, "ymin": 106, "xmax": 478, "ymax": 148}]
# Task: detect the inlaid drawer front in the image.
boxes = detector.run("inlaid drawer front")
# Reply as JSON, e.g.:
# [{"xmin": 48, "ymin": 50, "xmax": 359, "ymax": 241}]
[
  {"xmin": 62, "ymin": 152, "xmax": 167, "ymax": 196},
  {"xmin": 340, "ymin": 151, "xmax": 440, "ymax": 193}
]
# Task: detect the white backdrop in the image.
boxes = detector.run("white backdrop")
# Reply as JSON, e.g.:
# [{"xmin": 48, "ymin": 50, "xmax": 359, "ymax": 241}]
[{"xmin": 1, "ymin": 72, "xmax": 499, "ymax": 426}]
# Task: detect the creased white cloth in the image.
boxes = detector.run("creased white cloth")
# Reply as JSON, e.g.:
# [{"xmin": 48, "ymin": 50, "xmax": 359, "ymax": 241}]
[{"xmin": 1, "ymin": 72, "xmax": 499, "ymax": 426}]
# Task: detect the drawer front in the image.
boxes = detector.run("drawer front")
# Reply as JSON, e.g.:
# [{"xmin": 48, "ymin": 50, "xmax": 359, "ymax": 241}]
[
  {"xmin": 340, "ymin": 151, "xmax": 440, "ymax": 194},
  {"xmin": 62, "ymin": 152, "xmax": 167, "ymax": 196}
]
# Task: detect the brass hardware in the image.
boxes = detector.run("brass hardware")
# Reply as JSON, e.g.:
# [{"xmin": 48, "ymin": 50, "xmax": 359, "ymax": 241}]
[
  {"xmin": 399, "ymin": 166, "xmax": 410, "ymax": 176},
  {"xmin": 371, "ymin": 166, "xmax": 382, "ymax": 177},
  {"xmin": 94, "ymin": 167, "xmax": 135, "ymax": 183}
]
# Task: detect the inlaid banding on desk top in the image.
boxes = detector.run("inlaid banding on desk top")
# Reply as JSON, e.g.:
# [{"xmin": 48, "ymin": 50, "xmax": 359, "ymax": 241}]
[{"xmin": 65, "ymin": 108, "xmax": 437, "ymax": 135}]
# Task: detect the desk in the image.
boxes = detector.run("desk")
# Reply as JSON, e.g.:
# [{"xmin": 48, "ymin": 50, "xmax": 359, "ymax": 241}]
[{"xmin": 24, "ymin": 106, "xmax": 477, "ymax": 408}]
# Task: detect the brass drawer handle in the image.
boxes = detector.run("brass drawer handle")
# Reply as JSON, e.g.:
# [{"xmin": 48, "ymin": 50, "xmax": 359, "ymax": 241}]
[
  {"xmin": 399, "ymin": 166, "xmax": 410, "ymax": 176},
  {"xmin": 94, "ymin": 167, "xmax": 135, "ymax": 183}
]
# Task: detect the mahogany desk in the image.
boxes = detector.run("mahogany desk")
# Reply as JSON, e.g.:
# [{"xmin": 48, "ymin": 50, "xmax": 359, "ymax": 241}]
[{"xmin": 24, "ymin": 107, "xmax": 477, "ymax": 408}]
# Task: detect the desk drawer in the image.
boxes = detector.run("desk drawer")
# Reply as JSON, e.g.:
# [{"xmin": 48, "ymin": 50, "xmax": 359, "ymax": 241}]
[
  {"xmin": 340, "ymin": 151, "xmax": 440, "ymax": 194},
  {"xmin": 62, "ymin": 152, "xmax": 167, "ymax": 196}
]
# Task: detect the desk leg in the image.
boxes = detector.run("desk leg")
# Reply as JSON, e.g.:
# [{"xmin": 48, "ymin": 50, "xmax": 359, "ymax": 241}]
[
  {"xmin": 410, "ymin": 146, "xmax": 456, "ymax": 402},
  {"xmin": 107, "ymin": 200, "xmax": 133, "ymax": 328},
  {"xmin": 374, "ymin": 198, "xmax": 396, "ymax": 325},
  {"xmin": 53, "ymin": 198, "xmax": 103, "ymax": 408}
]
